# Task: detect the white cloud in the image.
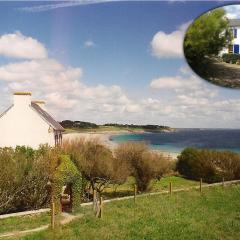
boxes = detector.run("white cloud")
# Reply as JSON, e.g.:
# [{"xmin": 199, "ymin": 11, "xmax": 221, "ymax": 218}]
[
  {"xmin": 150, "ymin": 76, "xmax": 186, "ymax": 89},
  {"xmin": 151, "ymin": 21, "xmax": 191, "ymax": 58},
  {"xmin": 18, "ymin": 1, "xmax": 114, "ymax": 12},
  {"xmin": 224, "ymin": 5, "xmax": 240, "ymax": 19},
  {"xmin": 1, "ymin": 32, "xmax": 240, "ymax": 128},
  {"xmin": 0, "ymin": 33, "xmax": 140, "ymax": 121},
  {"xmin": 0, "ymin": 32, "xmax": 47, "ymax": 59},
  {"xmin": 84, "ymin": 40, "xmax": 96, "ymax": 48}
]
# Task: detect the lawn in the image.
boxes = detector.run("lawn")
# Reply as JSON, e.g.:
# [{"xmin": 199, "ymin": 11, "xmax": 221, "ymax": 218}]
[
  {"xmin": 102, "ymin": 176, "xmax": 200, "ymax": 198},
  {"xmin": 10, "ymin": 184, "xmax": 240, "ymax": 240},
  {"xmin": 0, "ymin": 212, "xmax": 50, "ymax": 235}
]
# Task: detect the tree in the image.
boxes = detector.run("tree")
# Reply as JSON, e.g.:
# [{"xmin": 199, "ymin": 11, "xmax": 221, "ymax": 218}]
[
  {"xmin": 63, "ymin": 138, "xmax": 130, "ymax": 195},
  {"xmin": 115, "ymin": 142, "xmax": 171, "ymax": 192},
  {"xmin": 184, "ymin": 8, "xmax": 232, "ymax": 70}
]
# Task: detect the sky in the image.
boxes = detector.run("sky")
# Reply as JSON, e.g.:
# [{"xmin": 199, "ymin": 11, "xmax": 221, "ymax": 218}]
[{"xmin": 0, "ymin": 0, "xmax": 240, "ymax": 128}]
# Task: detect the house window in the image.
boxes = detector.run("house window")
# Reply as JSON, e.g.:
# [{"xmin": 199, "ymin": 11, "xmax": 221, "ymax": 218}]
[
  {"xmin": 234, "ymin": 28, "xmax": 237, "ymax": 38},
  {"xmin": 55, "ymin": 133, "xmax": 59, "ymax": 146},
  {"xmin": 228, "ymin": 44, "xmax": 233, "ymax": 54}
]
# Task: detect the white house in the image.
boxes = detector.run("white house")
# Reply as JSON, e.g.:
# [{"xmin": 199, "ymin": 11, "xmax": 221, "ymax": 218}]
[
  {"xmin": 0, "ymin": 92, "xmax": 65, "ymax": 149},
  {"xmin": 220, "ymin": 19, "xmax": 240, "ymax": 55}
]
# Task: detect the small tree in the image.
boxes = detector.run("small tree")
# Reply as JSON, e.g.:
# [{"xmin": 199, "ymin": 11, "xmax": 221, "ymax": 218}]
[
  {"xmin": 115, "ymin": 142, "xmax": 171, "ymax": 192},
  {"xmin": 63, "ymin": 138, "xmax": 130, "ymax": 195},
  {"xmin": 184, "ymin": 8, "xmax": 232, "ymax": 70}
]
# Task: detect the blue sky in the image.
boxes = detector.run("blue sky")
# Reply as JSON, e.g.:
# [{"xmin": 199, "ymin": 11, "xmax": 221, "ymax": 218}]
[{"xmin": 0, "ymin": 1, "xmax": 240, "ymax": 128}]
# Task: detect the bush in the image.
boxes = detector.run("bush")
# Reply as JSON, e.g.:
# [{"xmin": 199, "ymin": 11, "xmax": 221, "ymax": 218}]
[
  {"xmin": 216, "ymin": 151, "xmax": 240, "ymax": 180},
  {"xmin": 176, "ymin": 148, "xmax": 218, "ymax": 183},
  {"xmin": 176, "ymin": 148, "xmax": 240, "ymax": 183},
  {"xmin": 222, "ymin": 53, "xmax": 240, "ymax": 64},
  {"xmin": 115, "ymin": 142, "xmax": 171, "ymax": 192},
  {"xmin": 62, "ymin": 138, "xmax": 130, "ymax": 194},
  {"xmin": 0, "ymin": 145, "xmax": 60, "ymax": 214}
]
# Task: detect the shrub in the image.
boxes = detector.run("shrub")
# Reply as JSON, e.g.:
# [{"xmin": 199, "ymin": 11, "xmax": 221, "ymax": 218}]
[
  {"xmin": 115, "ymin": 142, "xmax": 171, "ymax": 192},
  {"xmin": 176, "ymin": 148, "xmax": 217, "ymax": 183},
  {"xmin": 176, "ymin": 148, "xmax": 240, "ymax": 183},
  {"xmin": 0, "ymin": 145, "xmax": 60, "ymax": 214},
  {"xmin": 216, "ymin": 151, "xmax": 240, "ymax": 180},
  {"xmin": 222, "ymin": 53, "xmax": 240, "ymax": 64},
  {"xmin": 62, "ymin": 138, "xmax": 130, "ymax": 194}
]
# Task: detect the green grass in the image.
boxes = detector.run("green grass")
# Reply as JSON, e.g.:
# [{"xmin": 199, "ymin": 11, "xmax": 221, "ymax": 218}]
[
  {"xmin": 102, "ymin": 176, "xmax": 199, "ymax": 198},
  {"xmin": 0, "ymin": 212, "xmax": 50, "ymax": 234},
  {"xmin": 12, "ymin": 184, "xmax": 240, "ymax": 240}
]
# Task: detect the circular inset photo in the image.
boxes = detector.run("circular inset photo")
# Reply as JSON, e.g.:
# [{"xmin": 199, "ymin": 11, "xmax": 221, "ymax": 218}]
[{"xmin": 184, "ymin": 4, "xmax": 240, "ymax": 89}]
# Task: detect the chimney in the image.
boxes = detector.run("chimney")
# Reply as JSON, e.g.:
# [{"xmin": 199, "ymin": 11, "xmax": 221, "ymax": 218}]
[
  {"xmin": 32, "ymin": 100, "xmax": 46, "ymax": 110},
  {"xmin": 13, "ymin": 92, "xmax": 32, "ymax": 108}
]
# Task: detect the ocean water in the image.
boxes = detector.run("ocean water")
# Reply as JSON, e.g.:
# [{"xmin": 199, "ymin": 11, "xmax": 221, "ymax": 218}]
[{"xmin": 110, "ymin": 129, "xmax": 240, "ymax": 155}]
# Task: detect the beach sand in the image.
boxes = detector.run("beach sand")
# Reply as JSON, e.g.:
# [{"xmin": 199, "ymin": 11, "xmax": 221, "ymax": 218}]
[{"xmin": 63, "ymin": 131, "xmax": 179, "ymax": 160}]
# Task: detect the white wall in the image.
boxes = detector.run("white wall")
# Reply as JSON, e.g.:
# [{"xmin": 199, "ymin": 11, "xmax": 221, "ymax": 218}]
[
  {"xmin": 0, "ymin": 95, "xmax": 55, "ymax": 149},
  {"xmin": 219, "ymin": 27, "xmax": 240, "ymax": 56},
  {"xmin": 232, "ymin": 27, "xmax": 240, "ymax": 45}
]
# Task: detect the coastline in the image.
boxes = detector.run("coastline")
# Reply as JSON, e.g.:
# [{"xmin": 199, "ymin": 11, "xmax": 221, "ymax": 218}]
[{"xmin": 63, "ymin": 131, "xmax": 179, "ymax": 160}]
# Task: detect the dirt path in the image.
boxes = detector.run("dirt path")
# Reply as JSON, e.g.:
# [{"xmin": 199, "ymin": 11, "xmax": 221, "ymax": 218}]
[
  {"xmin": 0, "ymin": 213, "xmax": 83, "ymax": 239},
  {"xmin": 203, "ymin": 58, "xmax": 240, "ymax": 88}
]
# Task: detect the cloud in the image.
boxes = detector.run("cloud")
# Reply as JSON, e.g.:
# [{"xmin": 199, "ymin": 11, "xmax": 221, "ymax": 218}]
[
  {"xmin": 84, "ymin": 40, "xmax": 96, "ymax": 48},
  {"xmin": 18, "ymin": 1, "xmax": 114, "ymax": 12},
  {"xmin": 150, "ymin": 76, "xmax": 187, "ymax": 89},
  {"xmin": 151, "ymin": 21, "xmax": 191, "ymax": 58},
  {"xmin": 1, "ymin": 32, "xmax": 240, "ymax": 128},
  {"xmin": 0, "ymin": 32, "xmax": 47, "ymax": 59},
  {"xmin": 224, "ymin": 5, "xmax": 240, "ymax": 19},
  {"xmin": 0, "ymin": 33, "xmax": 141, "ymax": 121}
]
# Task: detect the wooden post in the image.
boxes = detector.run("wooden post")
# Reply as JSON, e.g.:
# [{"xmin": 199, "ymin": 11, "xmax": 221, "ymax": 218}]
[
  {"xmin": 200, "ymin": 178, "xmax": 202, "ymax": 193},
  {"xmin": 169, "ymin": 182, "xmax": 172, "ymax": 195},
  {"xmin": 222, "ymin": 177, "xmax": 225, "ymax": 188},
  {"xmin": 51, "ymin": 201, "xmax": 55, "ymax": 230},
  {"xmin": 93, "ymin": 189, "xmax": 96, "ymax": 211},
  {"xmin": 134, "ymin": 184, "xmax": 137, "ymax": 203},
  {"xmin": 99, "ymin": 197, "xmax": 103, "ymax": 218}
]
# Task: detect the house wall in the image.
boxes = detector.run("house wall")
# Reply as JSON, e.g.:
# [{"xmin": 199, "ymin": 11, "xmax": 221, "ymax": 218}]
[
  {"xmin": 0, "ymin": 95, "xmax": 55, "ymax": 149},
  {"xmin": 219, "ymin": 26, "xmax": 240, "ymax": 56}
]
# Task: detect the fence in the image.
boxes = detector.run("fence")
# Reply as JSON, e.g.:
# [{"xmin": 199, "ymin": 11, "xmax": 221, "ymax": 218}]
[{"xmin": 1, "ymin": 178, "xmax": 240, "ymax": 220}]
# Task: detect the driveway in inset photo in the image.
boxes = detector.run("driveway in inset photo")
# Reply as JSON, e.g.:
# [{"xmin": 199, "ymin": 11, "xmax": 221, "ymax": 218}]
[{"xmin": 204, "ymin": 58, "xmax": 240, "ymax": 88}]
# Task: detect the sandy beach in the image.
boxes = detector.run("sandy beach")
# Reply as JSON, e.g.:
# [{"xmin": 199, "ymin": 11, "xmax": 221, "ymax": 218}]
[{"xmin": 63, "ymin": 131, "xmax": 179, "ymax": 160}]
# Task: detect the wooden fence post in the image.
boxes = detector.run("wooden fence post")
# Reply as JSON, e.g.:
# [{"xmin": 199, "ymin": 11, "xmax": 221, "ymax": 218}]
[
  {"xmin": 200, "ymin": 178, "xmax": 202, "ymax": 193},
  {"xmin": 99, "ymin": 197, "xmax": 103, "ymax": 218},
  {"xmin": 93, "ymin": 189, "xmax": 96, "ymax": 211},
  {"xmin": 222, "ymin": 177, "xmax": 225, "ymax": 188},
  {"xmin": 51, "ymin": 201, "xmax": 55, "ymax": 230},
  {"xmin": 169, "ymin": 182, "xmax": 172, "ymax": 195},
  {"xmin": 134, "ymin": 184, "xmax": 137, "ymax": 203}
]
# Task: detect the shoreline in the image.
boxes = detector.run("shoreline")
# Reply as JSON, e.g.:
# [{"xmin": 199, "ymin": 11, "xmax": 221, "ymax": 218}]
[{"xmin": 63, "ymin": 131, "xmax": 179, "ymax": 160}]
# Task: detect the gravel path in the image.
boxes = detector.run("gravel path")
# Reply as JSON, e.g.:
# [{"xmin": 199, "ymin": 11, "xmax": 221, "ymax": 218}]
[{"xmin": 203, "ymin": 58, "xmax": 240, "ymax": 88}]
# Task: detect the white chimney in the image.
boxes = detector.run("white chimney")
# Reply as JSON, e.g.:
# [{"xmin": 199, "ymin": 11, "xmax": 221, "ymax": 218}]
[{"xmin": 13, "ymin": 92, "xmax": 32, "ymax": 108}]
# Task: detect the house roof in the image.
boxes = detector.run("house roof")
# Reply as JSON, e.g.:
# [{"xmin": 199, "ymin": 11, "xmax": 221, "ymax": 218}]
[
  {"xmin": 229, "ymin": 19, "xmax": 240, "ymax": 27},
  {"xmin": 0, "ymin": 105, "xmax": 13, "ymax": 119},
  {"xmin": 31, "ymin": 102, "xmax": 65, "ymax": 131}
]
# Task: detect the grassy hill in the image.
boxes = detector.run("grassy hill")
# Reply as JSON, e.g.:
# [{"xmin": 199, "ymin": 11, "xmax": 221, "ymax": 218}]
[{"xmin": 9, "ymin": 184, "xmax": 240, "ymax": 240}]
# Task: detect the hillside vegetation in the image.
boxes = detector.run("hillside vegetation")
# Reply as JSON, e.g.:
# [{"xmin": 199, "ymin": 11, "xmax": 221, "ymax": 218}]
[{"xmin": 60, "ymin": 120, "xmax": 171, "ymax": 132}]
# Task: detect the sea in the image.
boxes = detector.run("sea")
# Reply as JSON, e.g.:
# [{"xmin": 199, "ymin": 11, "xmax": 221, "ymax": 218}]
[{"xmin": 109, "ymin": 128, "xmax": 240, "ymax": 155}]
